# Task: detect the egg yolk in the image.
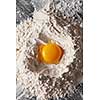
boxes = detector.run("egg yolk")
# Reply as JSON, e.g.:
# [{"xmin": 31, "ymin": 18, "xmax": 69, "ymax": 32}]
[{"xmin": 37, "ymin": 43, "xmax": 63, "ymax": 64}]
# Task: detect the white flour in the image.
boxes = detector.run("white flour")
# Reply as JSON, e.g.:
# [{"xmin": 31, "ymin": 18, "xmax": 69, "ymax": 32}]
[{"xmin": 16, "ymin": 2, "xmax": 78, "ymax": 100}]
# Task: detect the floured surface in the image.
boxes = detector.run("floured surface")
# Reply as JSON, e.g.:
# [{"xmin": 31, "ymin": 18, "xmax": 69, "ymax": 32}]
[{"xmin": 16, "ymin": 0, "xmax": 83, "ymax": 100}]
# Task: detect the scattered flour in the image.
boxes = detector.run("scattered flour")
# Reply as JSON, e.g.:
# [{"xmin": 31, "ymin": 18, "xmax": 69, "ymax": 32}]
[{"xmin": 16, "ymin": 1, "xmax": 82, "ymax": 100}]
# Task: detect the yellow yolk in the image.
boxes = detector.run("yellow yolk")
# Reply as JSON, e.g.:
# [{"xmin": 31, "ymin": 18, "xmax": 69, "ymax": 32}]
[{"xmin": 37, "ymin": 43, "xmax": 63, "ymax": 64}]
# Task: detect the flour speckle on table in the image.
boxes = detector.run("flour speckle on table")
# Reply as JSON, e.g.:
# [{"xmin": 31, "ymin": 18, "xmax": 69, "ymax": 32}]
[{"xmin": 16, "ymin": 0, "xmax": 83, "ymax": 100}]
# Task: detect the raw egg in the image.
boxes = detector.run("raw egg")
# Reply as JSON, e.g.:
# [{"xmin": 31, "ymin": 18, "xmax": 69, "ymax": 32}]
[{"xmin": 37, "ymin": 43, "xmax": 64, "ymax": 64}]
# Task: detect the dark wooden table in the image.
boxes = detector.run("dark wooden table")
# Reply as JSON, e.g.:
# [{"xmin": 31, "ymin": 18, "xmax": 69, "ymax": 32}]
[{"xmin": 16, "ymin": 0, "xmax": 34, "ymax": 24}]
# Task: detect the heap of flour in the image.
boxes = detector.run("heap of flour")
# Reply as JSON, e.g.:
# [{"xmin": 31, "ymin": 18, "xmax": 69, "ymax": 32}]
[{"xmin": 16, "ymin": 1, "xmax": 78, "ymax": 100}]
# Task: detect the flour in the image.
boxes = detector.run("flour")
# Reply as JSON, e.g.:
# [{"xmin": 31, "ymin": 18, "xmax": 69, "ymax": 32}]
[{"xmin": 16, "ymin": 0, "xmax": 82, "ymax": 100}]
